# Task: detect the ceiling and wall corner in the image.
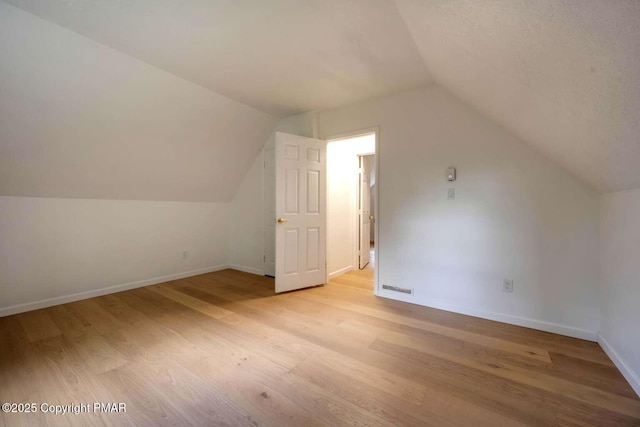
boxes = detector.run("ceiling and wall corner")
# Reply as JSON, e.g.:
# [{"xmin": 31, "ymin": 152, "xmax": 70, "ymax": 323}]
[{"xmin": 394, "ymin": 0, "xmax": 640, "ymax": 193}]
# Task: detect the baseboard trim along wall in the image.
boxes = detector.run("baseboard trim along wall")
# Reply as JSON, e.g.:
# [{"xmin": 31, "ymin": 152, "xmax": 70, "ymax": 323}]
[
  {"xmin": 228, "ymin": 264, "xmax": 264, "ymax": 276},
  {"xmin": 329, "ymin": 266, "xmax": 354, "ymax": 280},
  {"xmin": 0, "ymin": 264, "xmax": 230, "ymax": 318},
  {"xmin": 598, "ymin": 333, "xmax": 640, "ymax": 397},
  {"xmin": 377, "ymin": 290, "xmax": 598, "ymax": 342}
]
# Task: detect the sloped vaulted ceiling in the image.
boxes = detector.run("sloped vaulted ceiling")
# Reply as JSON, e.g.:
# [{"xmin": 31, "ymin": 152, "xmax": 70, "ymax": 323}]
[
  {"xmin": 1, "ymin": 0, "xmax": 639, "ymax": 198},
  {"xmin": 0, "ymin": 2, "xmax": 278, "ymax": 202},
  {"xmin": 0, "ymin": 0, "xmax": 430, "ymax": 202},
  {"xmin": 3, "ymin": 0, "xmax": 430, "ymax": 117},
  {"xmin": 394, "ymin": 0, "xmax": 640, "ymax": 192}
]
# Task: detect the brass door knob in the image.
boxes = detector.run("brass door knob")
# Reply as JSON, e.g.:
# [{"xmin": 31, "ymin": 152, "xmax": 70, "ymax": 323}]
[{"xmin": 276, "ymin": 218, "xmax": 288, "ymax": 224}]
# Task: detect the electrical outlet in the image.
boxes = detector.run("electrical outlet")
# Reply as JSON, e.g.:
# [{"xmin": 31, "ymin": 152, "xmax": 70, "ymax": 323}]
[
  {"xmin": 182, "ymin": 250, "xmax": 189, "ymax": 259},
  {"xmin": 503, "ymin": 279, "xmax": 514, "ymax": 293},
  {"xmin": 447, "ymin": 188, "xmax": 455, "ymax": 200}
]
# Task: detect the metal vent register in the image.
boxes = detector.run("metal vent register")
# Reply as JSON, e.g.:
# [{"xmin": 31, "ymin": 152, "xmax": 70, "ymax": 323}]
[{"xmin": 381, "ymin": 284, "xmax": 413, "ymax": 295}]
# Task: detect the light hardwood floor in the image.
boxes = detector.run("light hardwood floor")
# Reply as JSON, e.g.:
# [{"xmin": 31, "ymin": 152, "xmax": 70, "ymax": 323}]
[{"xmin": 1, "ymin": 267, "xmax": 639, "ymax": 426}]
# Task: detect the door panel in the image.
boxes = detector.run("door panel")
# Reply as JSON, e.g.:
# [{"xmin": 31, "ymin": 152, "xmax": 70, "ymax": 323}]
[
  {"xmin": 275, "ymin": 132, "xmax": 327, "ymax": 293},
  {"xmin": 306, "ymin": 227, "xmax": 320, "ymax": 271},
  {"xmin": 284, "ymin": 228, "xmax": 299, "ymax": 275},
  {"xmin": 307, "ymin": 170, "xmax": 320, "ymax": 213},
  {"xmin": 285, "ymin": 169, "xmax": 299, "ymax": 213}
]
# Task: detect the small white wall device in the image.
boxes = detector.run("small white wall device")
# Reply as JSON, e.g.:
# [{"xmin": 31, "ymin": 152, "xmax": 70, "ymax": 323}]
[{"xmin": 447, "ymin": 167, "xmax": 456, "ymax": 181}]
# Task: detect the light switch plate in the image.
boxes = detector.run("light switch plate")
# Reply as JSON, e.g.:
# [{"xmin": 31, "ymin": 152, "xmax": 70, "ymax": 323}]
[{"xmin": 447, "ymin": 188, "xmax": 455, "ymax": 200}]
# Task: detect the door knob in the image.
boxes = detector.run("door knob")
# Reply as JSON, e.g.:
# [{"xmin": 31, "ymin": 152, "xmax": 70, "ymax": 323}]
[
  {"xmin": 276, "ymin": 218, "xmax": 288, "ymax": 224},
  {"xmin": 369, "ymin": 215, "xmax": 375, "ymax": 220}
]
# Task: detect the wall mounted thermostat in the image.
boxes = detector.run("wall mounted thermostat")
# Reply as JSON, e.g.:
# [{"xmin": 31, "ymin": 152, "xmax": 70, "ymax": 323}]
[{"xmin": 447, "ymin": 167, "xmax": 456, "ymax": 181}]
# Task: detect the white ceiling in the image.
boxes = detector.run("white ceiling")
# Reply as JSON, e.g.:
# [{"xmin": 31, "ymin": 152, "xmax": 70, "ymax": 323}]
[
  {"xmin": 3, "ymin": 0, "xmax": 640, "ymax": 193},
  {"xmin": 395, "ymin": 0, "xmax": 640, "ymax": 192},
  {"xmin": 3, "ymin": 0, "xmax": 431, "ymax": 117}
]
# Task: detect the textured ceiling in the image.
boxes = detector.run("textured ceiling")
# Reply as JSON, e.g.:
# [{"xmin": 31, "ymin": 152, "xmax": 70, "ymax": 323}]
[
  {"xmin": 3, "ymin": 0, "xmax": 431, "ymax": 117},
  {"xmin": 395, "ymin": 0, "xmax": 640, "ymax": 192},
  {"xmin": 3, "ymin": 0, "xmax": 639, "ymax": 194}
]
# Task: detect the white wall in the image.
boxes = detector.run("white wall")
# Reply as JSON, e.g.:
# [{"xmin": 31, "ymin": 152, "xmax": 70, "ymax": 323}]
[
  {"xmin": 229, "ymin": 153, "xmax": 265, "ymax": 275},
  {"xmin": 599, "ymin": 189, "xmax": 640, "ymax": 395},
  {"xmin": 0, "ymin": 197, "xmax": 230, "ymax": 316},
  {"xmin": 0, "ymin": 2, "xmax": 276, "ymax": 203},
  {"xmin": 229, "ymin": 113, "xmax": 320, "ymax": 275},
  {"xmin": 326, "ymin": 134, "xmax": 375, "ymax": 277},
  {"xmin": 318, "ymin": 85, "xmax": 601, "ymax": 340},
  {"xmin": 275, "ymin": 111, "xmax": 318, "ymax": 139}
]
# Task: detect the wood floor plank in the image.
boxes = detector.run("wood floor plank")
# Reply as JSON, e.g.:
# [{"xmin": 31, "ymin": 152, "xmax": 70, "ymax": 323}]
[
  {"xmin": 299, "ymin": 289, "xmax": 551, "ymax": 363},
  {"xmin": 68, "ymin": 298, "xmax": 128, "ymax": 335},
  {"xmin": 101, "ymin": 360, "xmax": 258, "ymax": 427},
  {"xmin": 339, "ymin": 317, "xmax": 627, "ymax": 395},
  {"xmin": 125, "ymin": 286, "xmax": 304, "ymax": 371},
  {"xmin": 374, "ymin": 329, "xmax": 640, "ymax": 419},
  {"xmin": 291, "ymin": 359, "xmax": 434, "ymax": 427},
  {"xmin": 190, "ymin": 353, "xmax": 396, "ymax": 427},
  {"xmin": 1, "ymin": 268, "xmax": 638, "ymax": 426},
  {"xmin": 27, "ymin": 335, "xmax": 124, "ymax": 427},
  {"xmin": 15, "ymin": 309, "xmax": 62, "ymax": 343},
  {"xmin": 187, "ymin": 357, "xmax": 325, "ymax": 427},
  {"xmin": 0, "ymin": 319, "xmax": 47, "ymax": 404},
  {"xmin": 371, "ymin": 338, "xmax": 640, "ymax": 426},
  {"xmin": 419, "ymin": 385, "xmax": 534, "ymax": 427},
  {"xmin": 148, "ymin": 283, "xmax": 235, "ymax": 319},
  {"xmin": 181, "ymin": 281, "xmax": 377, "ymax": 353},
  {"xmin": 91, "ymin": 293, "xmax": 150, "ymax": 327},
  {"xmin": 549, "ymin": 352, "xmax": 638, "ymax": 399},
  {"xmin": 215, "ymin": 311, "xmax": 428, "ymax": 406},
  {"xmin": 48, "ymin": 305, "xmax": 129, "ymax": 375}
]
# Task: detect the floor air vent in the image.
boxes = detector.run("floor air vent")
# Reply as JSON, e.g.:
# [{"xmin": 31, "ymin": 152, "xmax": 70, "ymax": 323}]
[{"xmin": 382, "ymin": 284, "xmax": 413, "ymax": 295}]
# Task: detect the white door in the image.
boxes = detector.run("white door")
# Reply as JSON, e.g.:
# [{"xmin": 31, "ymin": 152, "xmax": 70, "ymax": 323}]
[
  {"xmin": 358, "ymin": 155, "xmax": 371, "ymax": 269},
  {"xmin": 275, "ymin": 132, "xmax": 326, "ymax": 293}
]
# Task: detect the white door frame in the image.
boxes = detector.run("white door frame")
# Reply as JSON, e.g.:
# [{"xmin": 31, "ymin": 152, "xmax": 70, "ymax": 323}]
[
  {"xmin": 358, "ymin": 153, "xmax": 373, "ymax": 269},
  {"xmin": 325, "ymin": 127, "xmax": 380, "ymax": 295}
]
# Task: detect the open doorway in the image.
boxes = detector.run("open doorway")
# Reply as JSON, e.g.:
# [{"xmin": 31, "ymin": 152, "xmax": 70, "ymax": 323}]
[
  {"xmin": 358, "ymin": 154, "xmax": 375, "ymax": 270},
  {"xmin": 326, "ymin": 131, "xmax": 377, "ymax": 289}
]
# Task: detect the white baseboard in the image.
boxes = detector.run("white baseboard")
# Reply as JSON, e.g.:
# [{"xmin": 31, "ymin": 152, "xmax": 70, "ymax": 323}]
[
  {"xmin": 0, "ymin": 264, "xmax": 230, "ymax": 318},
  {"xmin": 598, "ymin": 333, "xmax": 640, "ymax": 397},
  {"xmin": 229, "ymin": 264, "xmax": 264, "ymax": 276},
  {"xmin": 378, "ymin": 291, "xmax": 598, "ymax": 342},
  {"xmin": 329, "ymin": 265, "xmax": 354, "ymax": 279}
]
